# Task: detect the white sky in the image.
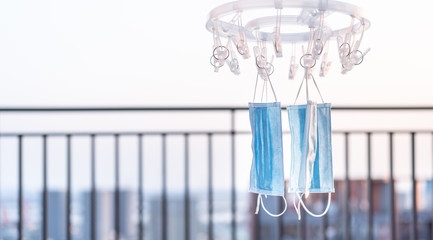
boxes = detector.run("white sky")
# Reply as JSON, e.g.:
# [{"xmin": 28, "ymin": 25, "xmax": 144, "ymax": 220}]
[{"xmin": 0, "ymin": 0, "xmax": 432, "ymax": 107}]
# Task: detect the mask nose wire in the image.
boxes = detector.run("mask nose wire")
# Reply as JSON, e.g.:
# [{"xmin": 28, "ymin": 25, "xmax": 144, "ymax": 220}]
[{"xmin": 255, "ymin": 194, "xmax": 288, "ymax": 217}]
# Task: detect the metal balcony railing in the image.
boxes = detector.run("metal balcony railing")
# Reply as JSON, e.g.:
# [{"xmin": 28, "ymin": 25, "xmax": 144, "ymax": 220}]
[{"xmin": 0, "ymin": 106, "xmax": 432, "ymax": 240}]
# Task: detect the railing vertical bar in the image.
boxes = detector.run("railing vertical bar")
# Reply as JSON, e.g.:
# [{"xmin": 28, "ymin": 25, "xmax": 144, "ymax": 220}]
[
  {"xmin": 431, "ymin": 132, "xmax": 433, "ymax": 240},
  {"xmin": 208, "ymin": 133, "xmax": 214, "ymax": 240},
  {"xmin": 410, "ymin": 132, "xmax": 417, "ymax": 240},
  {"xmin": 162, "ymin": 134, "xmax": 167, "ymax": 240},
  {"xmin": 344, "ymin": 132, "xmax": 351, "ymax": 240},
  {"xmin": 0, "ymin": 134, "xmax": 1, "ymax": 239},
  {"xmin": 252, "ymin": 195, "xmax": 260, "ymax": 240},
  {"xmin": 90, "ymin": 135, "xmax": 96, "ymax": 240},
  {"xmin": 256, "ymin": 199, "xmax": 260, "ymax": 240},
  {"xmin": 42, "ymin": 135, "xmax": 48, "ymax": 240},
  {"xmin": 367, "ymin": 133, "xmax": 373, "ymax": 240},
  {"xmin": 230, "ymin": 109, "xmax": 237, "ymax": 240},
  {"xmin": 299, "ymin": 207, "xmax": 306, "ymax": 240},
  {"xmin": 389, "ymin": 133, "xmax": 396, "ymax": 240},
  {"xmin": 114, "ymin": 134, "xmax": 120, "ymax": 240},
  {"xmin": 66, "ymin": 135, "xmax": 72, "ymax": 240},
  {"xmin": 184, "ymin": 134, "xmax": 190, "ymax": 240},
  {"xmin": 278, "ymin": 195, "xmax": 284, "ymax": 240},
  {"xmin": 18, "ymin": 135, "xmax": 23, "ymax": 240},
  {"xmin": 322, "ymin": 193, "xmax": 329, "ymax": 240},
  {"xmin": 138, "ymin": 134, "xmax": 144, "ymax": 240}
]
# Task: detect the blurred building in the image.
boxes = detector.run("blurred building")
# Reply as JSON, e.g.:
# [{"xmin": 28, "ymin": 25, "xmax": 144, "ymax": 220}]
[
  {"xmin": 147, "ymin": 194, "xmax": 199, "ymax": 240},
  {"xmin": 48, "ymin": 191, "xmax": 67, "ymax": 240},
  {"xmin": 256, "ymin": 179, "xmax": 433, "ymax": 240},
  {"xmin": 80, "ymin": 190, "xmax": 137, "ymax": 240}
]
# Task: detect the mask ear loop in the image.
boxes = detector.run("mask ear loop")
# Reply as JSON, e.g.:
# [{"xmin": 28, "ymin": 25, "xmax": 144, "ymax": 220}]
[
  {"xmin": 255, "ymin": 194, "xmax": 288, "ymax": 217},
  {"xmin": 252, "ymin": 72, "xmax": 260, "ymax": 103},
  {"xmin": 310, "ymin": 74, "xmax": 325, "ymax": 103},
  {"xmin": 293, "ymin": 77, "xmax": 305, "ymax": 105},
  {"xmin": 294, "ymin": 192, "xmax": 332, "ymax": 220},
  {"xmin": 252, "ymin": 61, "xmax": 277, "ymax": 103},
  {"xmin": 262, "ymin": 63, "xmax": 277, "ymax": 102},
  {"xmin": 261, "ymin": 78, "xmax": 267, "ymax": 103},
  {"xmin": 293, "ymin": 192, "xmax": 304, "ymax": 220},
  {"xmin": 294, "ymin": 55, "xmax": 325, "ymax": 105}
]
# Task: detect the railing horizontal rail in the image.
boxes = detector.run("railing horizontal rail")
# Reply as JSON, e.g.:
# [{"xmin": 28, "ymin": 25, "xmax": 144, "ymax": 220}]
[
  {"xmin": 1, "ymin": 130, "xmax": 433, "ymax": 137},
  {"xmin": 1, "ymin": 106, "xmax": 433, "ymax": 112}
]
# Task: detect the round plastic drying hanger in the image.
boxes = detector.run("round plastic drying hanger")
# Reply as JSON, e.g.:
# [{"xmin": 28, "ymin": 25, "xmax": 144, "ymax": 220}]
[{"xmin": 205, "ymin": 0, "xmax": 370, "ymax": 43}]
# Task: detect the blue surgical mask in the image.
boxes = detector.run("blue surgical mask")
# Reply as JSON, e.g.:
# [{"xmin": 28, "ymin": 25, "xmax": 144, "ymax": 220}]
[
  {"xmin": 287, "ymin": 101, "xmax": 334, "ymax": 219},
  {"xmin": 249, "ymin": 102, "xmax": 287, "ymax": 217}
]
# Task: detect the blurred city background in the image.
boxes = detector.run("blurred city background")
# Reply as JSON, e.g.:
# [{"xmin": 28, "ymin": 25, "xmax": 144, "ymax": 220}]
[{"xmin": 0, "ymin": 108, "xmax": 432, "ymax": 240}]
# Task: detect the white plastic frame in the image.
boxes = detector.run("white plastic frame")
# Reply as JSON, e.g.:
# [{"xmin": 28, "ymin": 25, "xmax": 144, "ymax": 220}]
[{"xmin": 205, "ymin": 0, "xmax": 370, "ymax": 43}]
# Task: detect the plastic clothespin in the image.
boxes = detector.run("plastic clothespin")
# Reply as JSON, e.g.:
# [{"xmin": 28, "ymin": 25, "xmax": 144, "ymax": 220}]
[
  {"xmin": 210, "ymin": 25, "xmax": 229, "ymax": 71},
  {"xmin": 349, "ymin": 23, "xmax": 369, "ymax": 67},
  {"xmin": 274, "ymin": 0, "xmax": 283, "ymax": 9},
  {"xmin": 320, "ymin": 55, "xmax": 332, "ymax": 77},
  {"xmin": 214, "ymin": 47, "xmax": 229, "ymax": 62},
  {"xmin": 301, "ymin": 45, "xmax": 315, "ymax": 76},
  {"xmin": 341, "ymin": 64, "xmax": 352, "ymax": 74},
  {"xmin": 262, "ymin": 55, "xmax": 275, "ymax": 80},
  {"xmin": 337, "ymin": 34, "xmax": 351, "ymax": 73},
  {"xmin": 229, "ymin": 58, "xmax": 240, "ymax": 75},
  {"xmin": 258, "ymin": 46, "xmax": 269, "ymax": 80},
  {"xmin": 337, "ymin": 35, "xmax": 350, "ymax": 59},
  {"xmin": 211, "ymin": 47, "xmax": 228, "ymax": 72},
  {"xmin": 312, "ymin": 11, "xmax": 325, "ymax": 60},
  {"xmin": 288, "ymin": 43, "xmax": 298, "ymax": 80},
  {"xmin": 232, "ymin": 11, "xmax": 250, "ymax": 59},
  {"xmin": 351, "ymin": 23, "xmax": 365, "ymax": 53},
  {"xmin": 272, "ymin": 8, "xmax": 283, "ymax": 58},
  {"xmin": 337, "ymin": 17, "xmax": 355, "ymax": 65},
  {"xmin": 210, "ymin": 32, "xmax": 222, "ymax": 71},
  {"xmin": 312, "ymin": 38, "xmax": 324, "ymax": 60},
  {"xmin": 342, "ymin": 49, "xmax": 369, "ymax": 74},
  {"xmin": 349, "ymin": 47, "xmax": 370, "ymax": 67},
  {"xmin": 341, "ymin": 56, "xmax": 354, "ymax": 74},
  {"xmin": 236, "ymin": 31, "xmax": 250, "ymax": 59},
  {"xmin": 337, "ymin": 35, "xmax": 343, "ymax": 50},
  {"xmin": 344, "ymin": 32, "xmax": 352, "ymax": 49},
  {"xmin": 289, "ymin": 55, "xmax": 298, "ymax": 80},
  {"xmin": 344, "ymin": 17, "xmax": 355, "ymax": 47},
  {"xmin": 320, "ymin": 43, "xmax": 332, "ymax": 77},
  {"xmin": 210, "ymin": 55, "xmax": 223, "ymax": 72},
  {"xmin": 363, "ymin": 48, "xmax": 371, "ymax": 57},
  {"xmin": 349, "ymin": 50, "xmax": 363, "ymax": 66},
  {"xmin": 254, "ymin": 45, "xmax": 274, "ymax": 80},
  {"xmin": 254, "ymin": 46, "xmax": 267, "ymax": 68},
  {"xmin": 272, "ymin": 26, "xmax": 283, "ymax": 58},
  {"xmin": 226, "ymin": 38, "xmax": 240, "ymax": 75}
]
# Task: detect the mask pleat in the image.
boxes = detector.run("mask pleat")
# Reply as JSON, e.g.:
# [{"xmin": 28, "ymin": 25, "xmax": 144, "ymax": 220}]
[{"xmin": 249, "ymin": 102, "xmax": 284, "ymax": 196}]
